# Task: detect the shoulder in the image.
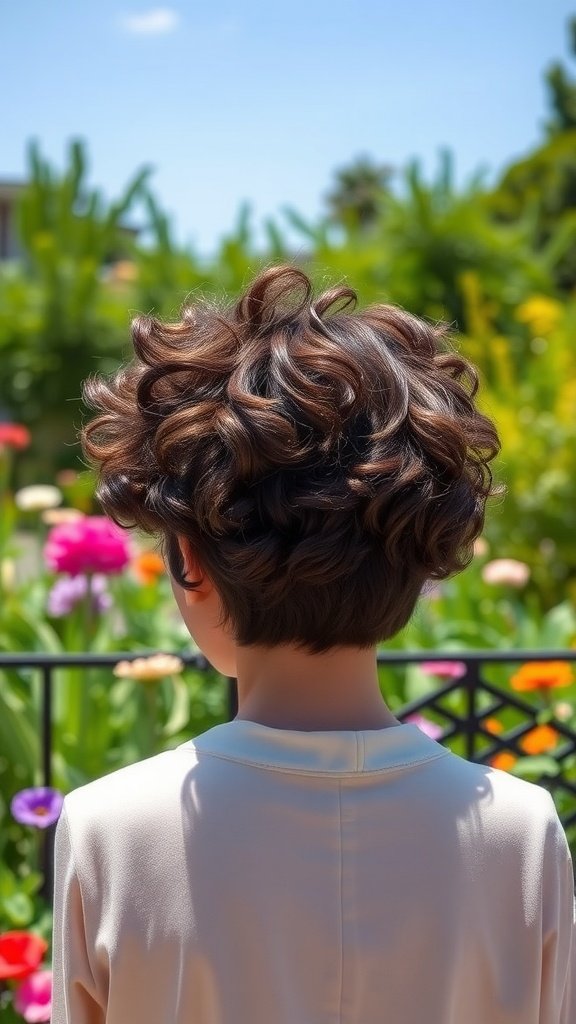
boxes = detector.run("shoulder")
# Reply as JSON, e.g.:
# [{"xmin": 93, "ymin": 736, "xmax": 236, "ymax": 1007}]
[
  {"xmin": 440, "ymin": 745, "xmax": 564, "ymax": 845},
  {"xmin": 480, "ymin": 759, "xmax": 569, "ymax": 858},
  {"xmin": 62, "ymin": 746, "xmax": 199, "ymax": 842}
]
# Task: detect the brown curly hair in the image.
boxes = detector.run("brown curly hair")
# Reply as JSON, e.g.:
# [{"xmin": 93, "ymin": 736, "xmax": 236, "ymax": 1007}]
[{"xmin": 82, "ymin": 264, "xmax": 504, "ymax": 654}]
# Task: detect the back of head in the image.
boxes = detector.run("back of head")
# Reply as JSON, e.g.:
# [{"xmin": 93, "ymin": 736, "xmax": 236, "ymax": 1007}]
[{"xmin": 82, "ymin": 264, "xmax": 504, "ymax": 654}]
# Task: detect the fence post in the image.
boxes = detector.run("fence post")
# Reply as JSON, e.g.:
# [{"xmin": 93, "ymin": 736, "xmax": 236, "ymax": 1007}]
[
  {"xmin": 40, "ymin": 664, "xmax": 54, "ymax": 904},
  {"xmin": 464, "ymin": 659, "xmax": 480, "ymax": 763},
  {"xmin": 41, "ymin": 664, "xmax": 52, "ymax": 789}
]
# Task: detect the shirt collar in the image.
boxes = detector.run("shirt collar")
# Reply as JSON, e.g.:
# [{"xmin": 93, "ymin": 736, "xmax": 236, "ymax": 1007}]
[{"xmin": 176, "ymin": 719, "xmax": 452, "ymax": 774}]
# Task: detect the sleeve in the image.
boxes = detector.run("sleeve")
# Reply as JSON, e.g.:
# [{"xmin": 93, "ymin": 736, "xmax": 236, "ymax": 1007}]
[
  {"xmin": 50, "ymin": 801, "xmax": 106, "ymax": 1024},
  {"xmin": 539, "ymin": 794, "xmax": 576, "ymax": 1024}
]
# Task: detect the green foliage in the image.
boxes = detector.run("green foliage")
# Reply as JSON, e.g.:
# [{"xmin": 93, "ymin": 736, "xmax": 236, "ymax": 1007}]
[
  {"xmin": 490, "ymin": 18, "xmax": 576, "ymax": 289},
  {"xmin": 454, "ymin": 279, "xmax": 576, "ymax": 603},
  {"xmin": 0, "ymin": 139, "xmax": 152, "ymax": 473},
  {"xmin": 544, "ymin": 16, "xmax": 576, "ymax": 134},
  {"xmin": 349, "ymin": 150, "xmax": 549, "ymax": 325},
  {"xmin": 490, "ymin": 132, "xmax": 576, "ymax": 290}
]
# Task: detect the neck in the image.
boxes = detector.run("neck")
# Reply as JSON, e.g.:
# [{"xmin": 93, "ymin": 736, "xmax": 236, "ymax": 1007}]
[{"xmin": 233, "ymin": 644, "xmax": 402, "ymax": 731}]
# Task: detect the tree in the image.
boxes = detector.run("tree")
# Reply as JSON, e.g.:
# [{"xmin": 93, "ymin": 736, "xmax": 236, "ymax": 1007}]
[
  {"xmin": 490, "ymin": 17, "xmax": 576, "ymax": 289},
  {"xmin": 325, "ymin": 155, "xmax": 394, "ymax": 232},
  {"xmin": 544, "ymin": 16, "xmax": 576, "ymax": 134}
]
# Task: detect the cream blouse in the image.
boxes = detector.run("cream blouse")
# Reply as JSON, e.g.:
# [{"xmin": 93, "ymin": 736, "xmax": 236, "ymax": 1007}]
[{"xmin": 50, "ymin": 719, "xmax": 575, "ymax": 1023}]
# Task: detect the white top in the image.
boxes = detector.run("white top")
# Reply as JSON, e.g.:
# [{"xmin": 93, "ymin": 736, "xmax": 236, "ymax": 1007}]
[{"xmin": 50, "ymin": 719, "xmax": 576, "ymax": 1023}]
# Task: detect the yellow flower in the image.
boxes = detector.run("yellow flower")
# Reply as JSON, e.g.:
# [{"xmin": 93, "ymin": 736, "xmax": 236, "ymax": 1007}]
[
  {"xmin": 510, "ymin": 661, "xmax": 573, "ymax": 692},
  {"xmin": 519, "ymin": 724, "xmax": 560, "ymax": 755},
  {"xmin": 515, "ymin": 295, "xmax": 563, "ymax": 336},
  {"xmin": 113, "ymin": 653, "xmax": 184, "ymax": 682}
]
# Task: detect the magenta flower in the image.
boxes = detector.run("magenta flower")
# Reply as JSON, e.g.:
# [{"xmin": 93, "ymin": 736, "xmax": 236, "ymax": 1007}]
[
  {"xmin": 14, "ymin": 969, "xmax": 52, "ymax": 1022},
  {"xmin": 404, "ymin": 713, "xmax": 445, "ymax": 740},
  {"xmin": 47, "ymin": 573, "xmax": 112, "ymax": 617},
  {"xmin": 44, "ymin": 516, "xmax": 131, "ymax": 575},
  {"xmin": 420, "ymin": 660, "xmax": 467, "ymax": 680},
  {"xmin": 10, "ymin": 787, "xmax": 64, "ymax": 829}
]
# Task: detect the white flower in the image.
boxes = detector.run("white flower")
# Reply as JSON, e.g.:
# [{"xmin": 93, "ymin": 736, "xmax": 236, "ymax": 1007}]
[
  {"xmin": 481, "ymin": 558, "xmax": 530, "ymax": 588},
  {"xmin": 14, "ymin": 484, "xmax": 62, "ymax": 512},
  {"xmin": 553, "ymin": 701, "xmax": 573, "ymax": 722}
]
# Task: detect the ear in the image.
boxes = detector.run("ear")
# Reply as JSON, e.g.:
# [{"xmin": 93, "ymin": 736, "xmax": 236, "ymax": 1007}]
[{"xmin": 176, "ymin": 535, "xmax": 213, "ymax": 603}]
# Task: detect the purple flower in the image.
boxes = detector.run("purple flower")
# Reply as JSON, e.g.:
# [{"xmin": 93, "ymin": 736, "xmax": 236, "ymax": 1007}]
[
  {"xmin": 47, "ymin": 574, "xmax": 112, "ymax": 617},
  {"xmin": 10, "ymin": 787, "xmax": 64, "ymax": 829}
]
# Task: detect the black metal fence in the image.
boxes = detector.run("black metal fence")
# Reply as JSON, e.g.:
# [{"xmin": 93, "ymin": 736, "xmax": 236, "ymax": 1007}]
[{"xmin": 2, "ymin": 648, "xmax": 576, "ymax": 903}]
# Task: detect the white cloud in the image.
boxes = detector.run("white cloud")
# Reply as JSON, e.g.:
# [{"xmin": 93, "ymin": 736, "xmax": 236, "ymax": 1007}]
[{"xmin": 119, "ymin": 8, "xmax": 179, "ymax": 35}]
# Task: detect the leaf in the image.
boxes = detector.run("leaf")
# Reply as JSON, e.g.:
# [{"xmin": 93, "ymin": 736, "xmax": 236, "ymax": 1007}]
[
  {"xmin": 18, "ymin": 870, "xmax": 43, "ymax": 897},
  {"xmin": 2, "ymin": 892, "xmax": 34, "ymax": 927},
  {"xmin": 0, "ymin": 863, "xmax": 17, "ymax": 900},
  {"xmin": 540, "ymin": 600, "xmax": 576, "ymax": 647},
  {"xmin": 282, "ymin": 206, "xmax": 320, "ymax": 242},
  {"xmin": 264, "ymin": 217, "xmax": 287, "ymax": 259},
  {"xmin": 161, "ymin": 675, "xmax": 191, "ymax": 737},
  {"xmin": 0, "ymin": 671, "xmax": 38, "ymax": 774},
  {"xmin": 405, "ymin": 664, "xmax": 443, "ymax": 703},
  {"xmin": 510, "ymin": 755, "xmax": 561, "ymax": 778}
]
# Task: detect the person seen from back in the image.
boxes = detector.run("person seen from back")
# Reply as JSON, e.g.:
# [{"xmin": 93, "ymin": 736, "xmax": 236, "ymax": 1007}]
[{"xmin": 50, "ymin": 265, "xmax": 575, "ymax": 1023}]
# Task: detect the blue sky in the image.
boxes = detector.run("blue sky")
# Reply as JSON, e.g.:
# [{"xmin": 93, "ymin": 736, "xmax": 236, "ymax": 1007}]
[{"xmin": 2, "ymin": 1, "xmax": 575, "ymax": 255}]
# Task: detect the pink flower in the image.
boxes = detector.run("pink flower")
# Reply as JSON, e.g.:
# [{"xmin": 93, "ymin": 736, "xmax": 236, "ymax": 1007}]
[
  {"xmin": 481, "ymin": 558, "xmax": 530, "ymax": 587},
  {"xmin": 44, "ymin": 516, "xmax": 131, "ymax": 576},
  {"xmin": 14, "ymin": 969, "xmax": 52, "ymax": 1022},
  {"xmin": 404, "ymin": 713, "xmax": 445, "ymax": 740},
  {"xmin": 420, "ymin": 660, "xmax": 467, "ymax": 679}
]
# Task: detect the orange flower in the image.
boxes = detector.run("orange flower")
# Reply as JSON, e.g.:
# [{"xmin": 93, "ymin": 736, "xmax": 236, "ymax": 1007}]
[
  {"xmin": 490, "ymin": 752, "xmax": 517, "ymax": 771},
  {"xmin": 509, "ymin": 661, "xmax": 573, "ymax": 692},
  {"xmin": 519, "ymin": 724, "xmax": 560, "ymax": 755},
  {"xmin": 484, "ymin": 717, "xmax": 503, "ymax": 734},
  {"xmin": 132, "ymin": 551, "xmax": 165, "ymax": 585}
]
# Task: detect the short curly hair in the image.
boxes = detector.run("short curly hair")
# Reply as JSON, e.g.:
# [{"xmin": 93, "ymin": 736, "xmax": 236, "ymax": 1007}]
[{"xmin": 82, "ymin": 264, "xmax": 504, "ymax": 654}]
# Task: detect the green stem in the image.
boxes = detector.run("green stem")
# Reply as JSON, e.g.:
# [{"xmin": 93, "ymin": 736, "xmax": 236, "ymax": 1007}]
[
  {"xmin": 84, "ymin": 573, "xmax": 94, "ymax": 644},
  {"xmin": 539, "ymin": 685, "xmax": 552, "ymax": 709},
  {"xmin": 78, "ymin": 574, "xmax": 94, "ymax": 771}
]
